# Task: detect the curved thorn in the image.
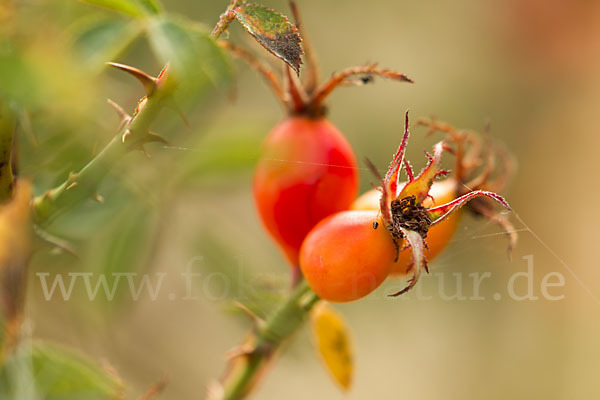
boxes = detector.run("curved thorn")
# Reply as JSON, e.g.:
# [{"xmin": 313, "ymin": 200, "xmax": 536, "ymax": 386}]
[{"xmin": 106, "ymin": 62, "xmax": 157, "ymax": 96}]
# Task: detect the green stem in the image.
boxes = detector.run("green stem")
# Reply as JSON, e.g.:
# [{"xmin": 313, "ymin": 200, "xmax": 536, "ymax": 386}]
[
  {"xmin": 32, "ymin": 90, "xmax": 167, "ymax": 225},
  {"xmin": 0, "ymin": 102, "xmax": 16, "ymax": 203},
  {"xmin": 218, "ymin": 280, "xmax": 319, "ymax": 400}
]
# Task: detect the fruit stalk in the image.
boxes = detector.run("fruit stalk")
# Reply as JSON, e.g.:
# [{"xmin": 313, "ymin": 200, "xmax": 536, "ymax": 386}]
[{"xmin": 214, "ymin": 280, "xmax": 319, "ymax": 400}]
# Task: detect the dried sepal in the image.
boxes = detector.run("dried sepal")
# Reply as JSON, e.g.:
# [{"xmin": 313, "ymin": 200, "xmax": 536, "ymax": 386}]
[
  {"xmin": 218, "ymin": 40, "xmax": 286, "ymax": 104},
  {"xmin": 468, "ymin": 197, "xmax": 518, "ymax": 259},
  {"xmin": 368, "ymin": 113, "xmax": 516, "ymax": 297},
  {"xmin": 311, "ymin": 64, "xmax": 412, "ymax": 110},
  {"xmin": 389, "ymin": 228, "xmax": 427, "ymax": 297},
  {"xmin": 288, "ymin": 0, "xmax": 319, "ymax": 94},
  {"xmin": 284, "ymin": 65, "xmax": 308, "ymax": 113},
  {"xmin": 397, "ymin": 141, "xmax": 445, "ymax": 203},
  {"xmin": 427, "ymin": 190, "xmax": 511, "ymax": 224},
  {"xmin": 379, "ymin": 111, "xmax": 412, "ymax": 221}
]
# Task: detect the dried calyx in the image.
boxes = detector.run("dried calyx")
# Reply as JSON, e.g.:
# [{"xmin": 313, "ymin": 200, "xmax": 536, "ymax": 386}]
[
  {"xmin": 416, "ymin": 117, "xmax": 518, "ymax": 258},
  {"xmin": 387, "ymin": 196, "xmax": 432, "ymax": 240},
  {"xmin": 372, "ymin": 111, "xmax": 513, "ymax": 296},
  {"xmin": 219, "ymin": 0, "xmax": 412, "ymax": 118}
]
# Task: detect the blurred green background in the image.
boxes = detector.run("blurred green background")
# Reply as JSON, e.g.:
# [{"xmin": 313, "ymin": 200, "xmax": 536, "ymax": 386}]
[{"xmin": 2, "ymin": 0, "xmax": 600, "ymax": 398}]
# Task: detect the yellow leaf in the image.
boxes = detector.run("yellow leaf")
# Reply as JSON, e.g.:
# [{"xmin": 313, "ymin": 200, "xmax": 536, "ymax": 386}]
[{"xmin": 310, "ymin": 301, "xmax": 354, "ymax": 391}]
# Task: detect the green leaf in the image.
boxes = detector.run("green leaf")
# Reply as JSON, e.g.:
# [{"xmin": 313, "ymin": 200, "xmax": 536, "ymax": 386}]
[
  {"xmin": 233, "ymin": 4, "xmax": 303, "ymax": 73},
  {"xmin": 0, "ymin": 341, "xmax": 121, "ymax": 399},
  {"xmin": 71, "ymin": 17, "xmax": 142, "ymax": 73},
  {"xmin": 79, "ymin": 0, "xmax": 162, "ymax": 17},
  {"xmin": 147, "ymin": 16, "xmax": 232, "ymax": 105}
]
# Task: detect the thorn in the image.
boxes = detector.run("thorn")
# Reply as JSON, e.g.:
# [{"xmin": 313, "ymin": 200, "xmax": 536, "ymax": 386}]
[
  {"xmin": 147, "ymin": 131, "xmax": 169, "ymax": 145},
  {"xmin": 138, "ymin": 145, "xmax": 151, "ymax": 158},
  {"xmin": 106, "ymin": 62, "xmax": 157, "ymax": 96},
  {"xmin": 139, "ymin": 374, "xmax": 169, "ymax": 400},
  {"xmin": 225, "ymin": 343, "xmax": 255, "ymax": 360},
  {"xmin": 66, "ymin": 182, "xmax": 78, "ymax": 191},
  {"xmin": 107, "ymin": 98, "xmax": 130, "ymax": 120},
  {"xmin": 156, "ymin": 63, "xmax": 169, "ymax": 87},
  {"xmin": 232, "ymin": 301, "xmax": 264, "ymax": 328},
  {"xmin": 33, "ymin": 225, "xmax": 79, "ymax": 259},
  {"xmin": 206, "ymin": 381, "xmax": 225, "ymax": 400},
  {"xmin": 94, "ymin": 193, "xmax": 104, "ymax": 203},
  {"xmin": 101, "ymin": 360, "xmax": 123, "ymax": 387},
  {"xmin": 178, "ymin": 108, "xmax": 191, "ymax": 129},
  {"xmin": 68, "ymin": 172, "xmax": 78, "ymax": 182},
  {"xmin": 134, "ymin": 96, "xmax": 148, "ymax": 117},
  {"xmin": 107, "ymin": 98, "xmax": 131, "ymax": 131},
  {"xmin": 122, "ymin": 129, "xmax": 132, "ymax": 143}
]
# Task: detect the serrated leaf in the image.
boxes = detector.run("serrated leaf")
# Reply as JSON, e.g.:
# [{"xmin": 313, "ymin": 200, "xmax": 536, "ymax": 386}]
[
  {"xmin": 0, "ymin": 341, "xmax": 121, "ymax": 399},
  {"xmin": 310, "ymin": 302, "xmax": 353, "ymax": 391},
  {"xmin": 147, "ymin": 16, "xmax": 232, "ymax": 106},
  {"xmin": 72, "ymin": 17, "xmax": 142, "ymax": 73},
  {"xmin": 79, "ymin": 0, "xmax": 162, "ymax": 17},
  {"xmin": 233, "ymin": 4, "xmax": 303, "ymax": 73}
]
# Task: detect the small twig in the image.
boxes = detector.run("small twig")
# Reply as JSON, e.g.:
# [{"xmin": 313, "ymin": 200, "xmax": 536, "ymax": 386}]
[{"xmin": 284, "ymin": 66, "xmax": 308, "ymax": 113}]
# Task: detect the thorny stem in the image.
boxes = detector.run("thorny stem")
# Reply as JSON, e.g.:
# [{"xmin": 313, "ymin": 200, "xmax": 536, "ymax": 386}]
[
  {"xmin": 32, "ymin": 84, "xmax": 169, "ymax": 225},
  {"xmin": 0, "ymin": 102, "xmax": 16, "ymax": 203},
  {"xmin": 215, "ymin": 280, "xmax": 320, "ymax": 400}
]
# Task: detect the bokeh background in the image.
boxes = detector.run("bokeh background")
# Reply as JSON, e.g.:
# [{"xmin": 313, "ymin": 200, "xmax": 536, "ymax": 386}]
[{"xmin": 2, "ymin": 0, "xmax": 600, "ymax": 398}]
